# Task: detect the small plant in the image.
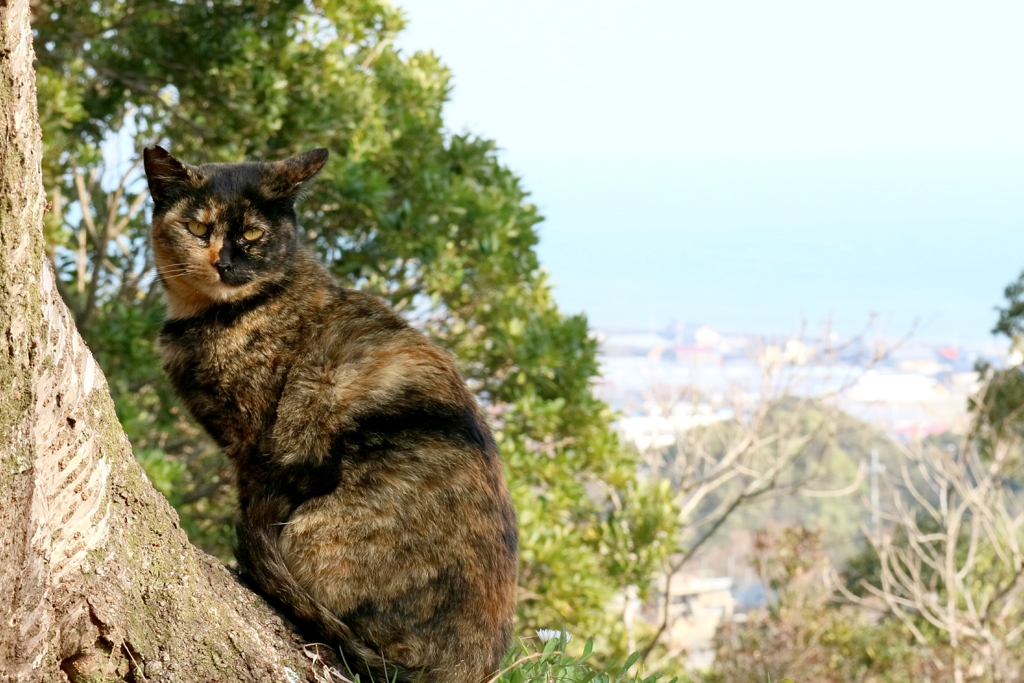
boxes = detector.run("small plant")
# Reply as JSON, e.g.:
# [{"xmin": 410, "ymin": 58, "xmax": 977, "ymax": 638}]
[{"xmin": 495, "ymin": 633, "xmax": 678, "ymax": 683}]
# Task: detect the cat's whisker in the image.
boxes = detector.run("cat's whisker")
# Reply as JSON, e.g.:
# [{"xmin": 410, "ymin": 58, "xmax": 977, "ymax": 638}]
[
  {"xmin": 158, "ymin": 272, "xmax": 207, "ymax": 281},
  {"xmin": 156, "ymin": 267, "xmax": 194, "ymax": 275}
]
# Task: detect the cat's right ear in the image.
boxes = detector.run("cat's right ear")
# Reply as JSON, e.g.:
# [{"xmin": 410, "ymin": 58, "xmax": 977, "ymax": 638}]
[
  {"xmin": 143, "ymin": 146, "xmax": 195, "ymax": 207},
  {"xmin": 265, "ymin": 148, "xmax": 329, "ymax": 201}
]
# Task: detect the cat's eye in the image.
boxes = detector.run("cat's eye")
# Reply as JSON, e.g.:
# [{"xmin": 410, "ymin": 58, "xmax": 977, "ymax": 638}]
[
  {"xmin": 243, "ymin": 228, "xmax": 264, "ymax": 241},
  {"xmin": 187, "ymin": 221, "xmax": 208, "ymax": 237}
]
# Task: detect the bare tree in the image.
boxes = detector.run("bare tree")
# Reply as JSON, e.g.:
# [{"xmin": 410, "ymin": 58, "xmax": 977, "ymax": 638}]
[
  {"xmin": 835, "ymin": 388, "xmax": 1024, "ymax": 683},
  {"xmin": 61, "ymin": 158, "xmax": 153, "ymax": 328},
  {"xmin": 635, "ymin": 325, "xmax": 879, "ymax": 667}
]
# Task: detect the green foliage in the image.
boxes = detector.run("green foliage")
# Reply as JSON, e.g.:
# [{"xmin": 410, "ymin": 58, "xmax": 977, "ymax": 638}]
[
  {"xmin": 35, "ymin": 0, "xmax": 678, "ymax": 653},
  {"xmin": 973, "ymin": 268, "xmax": 1024, "ymax": 441},
  {"xmin": 972, "ymin": 361, "xmax": 1024, "ymax": 444},
  {"xmin": 992, "ymin": 269, "xmax": 1024, "ymax": 340},
  {"xmin": 497, "ymin": 635, "xmax": 678, "ymax": 683}
]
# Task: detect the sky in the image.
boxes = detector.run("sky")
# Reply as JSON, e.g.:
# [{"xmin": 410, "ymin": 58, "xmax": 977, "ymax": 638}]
[{"xmin": 395, "ymin": 1, "xmax": 1024, "ymax": 343}]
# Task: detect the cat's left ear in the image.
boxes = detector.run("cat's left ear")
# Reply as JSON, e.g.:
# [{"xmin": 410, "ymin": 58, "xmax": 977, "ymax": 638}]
[
  {"xmin": 144, "ymin": 145, "xmax": 200, "ymax": 207},
  {"xmin": 268, "ymin": 148, "xmax": 329, "ymax": 200}
]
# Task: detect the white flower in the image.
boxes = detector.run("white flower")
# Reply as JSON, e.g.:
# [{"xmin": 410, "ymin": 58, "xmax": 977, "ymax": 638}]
[{"xmin": 535, "ymin": 629, "xmax": 572, "ymax": 644}]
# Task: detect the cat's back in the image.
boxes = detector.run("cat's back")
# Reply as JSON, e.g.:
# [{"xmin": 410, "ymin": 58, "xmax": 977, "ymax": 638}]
[
  {"xmin": 271, "ymin": 277, "xmax": 504, "ymax": 481},
  {"xmin": 269, "ymin": 282, "xmax": 519, "ymax": 682}
]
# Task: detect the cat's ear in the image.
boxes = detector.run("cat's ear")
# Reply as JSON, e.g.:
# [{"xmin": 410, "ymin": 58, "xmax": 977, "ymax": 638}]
[
  {"xmin": 267, "ymin": 148, "xmax": 329, "ymax": 200},
  {"xmin": 143, "ymin": 146, "xmax": 198, "ymax": 206}
]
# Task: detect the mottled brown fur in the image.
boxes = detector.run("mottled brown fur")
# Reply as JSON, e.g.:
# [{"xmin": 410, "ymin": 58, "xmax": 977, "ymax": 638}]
[{"xmin": 144, "ymin": 146, "xmax": 518, "ymax": 683}]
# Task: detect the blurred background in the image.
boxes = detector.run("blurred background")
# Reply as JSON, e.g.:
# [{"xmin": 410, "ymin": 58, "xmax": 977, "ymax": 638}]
[
  {"xmin": 35, "ymin": 1, "xmax": 1024, "ymax": 681},
  {"xmin": 398, "ymin": 0, "xmax": 1024, "ymax": 342}
]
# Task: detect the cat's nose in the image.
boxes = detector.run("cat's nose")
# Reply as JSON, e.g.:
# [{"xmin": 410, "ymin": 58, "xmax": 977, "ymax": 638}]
[{"xmin": 215, "ymin": 244, "xmax": 233, "ymax": 275}]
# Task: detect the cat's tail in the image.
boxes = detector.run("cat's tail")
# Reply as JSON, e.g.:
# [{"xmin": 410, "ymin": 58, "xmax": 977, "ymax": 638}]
[{"xmin": 235, "ymin": 496, "xmax": 401, "ymax": 682}]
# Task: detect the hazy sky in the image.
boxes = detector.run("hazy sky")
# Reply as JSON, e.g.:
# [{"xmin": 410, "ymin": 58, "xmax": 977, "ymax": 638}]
[{"xmin": 396, "ymin": 1, "xmax": 1024, "ymax": 342}]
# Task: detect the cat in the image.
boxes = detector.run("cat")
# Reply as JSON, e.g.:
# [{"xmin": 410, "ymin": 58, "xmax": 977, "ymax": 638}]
[{"xmin": 143, "ymin": 145, "xmax": 518, "ymax": 683}]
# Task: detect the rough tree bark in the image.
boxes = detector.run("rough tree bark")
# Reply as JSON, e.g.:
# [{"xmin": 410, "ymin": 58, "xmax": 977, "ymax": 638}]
[{"xmin": 0, "ymin": 3, "xmax": 344, "ymax": 681}]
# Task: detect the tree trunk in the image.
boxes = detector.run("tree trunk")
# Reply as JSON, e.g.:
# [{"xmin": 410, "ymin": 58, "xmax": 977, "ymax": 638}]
[{"xmin": 0, "ymin": 4, "xmax": 342, "ymax": 681}]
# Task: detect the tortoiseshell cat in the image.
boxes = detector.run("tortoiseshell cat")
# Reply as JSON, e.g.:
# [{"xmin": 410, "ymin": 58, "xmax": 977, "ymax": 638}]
[{"xmin": 143, "ymin": 145, "xmax": 518, "ymax": 683}]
